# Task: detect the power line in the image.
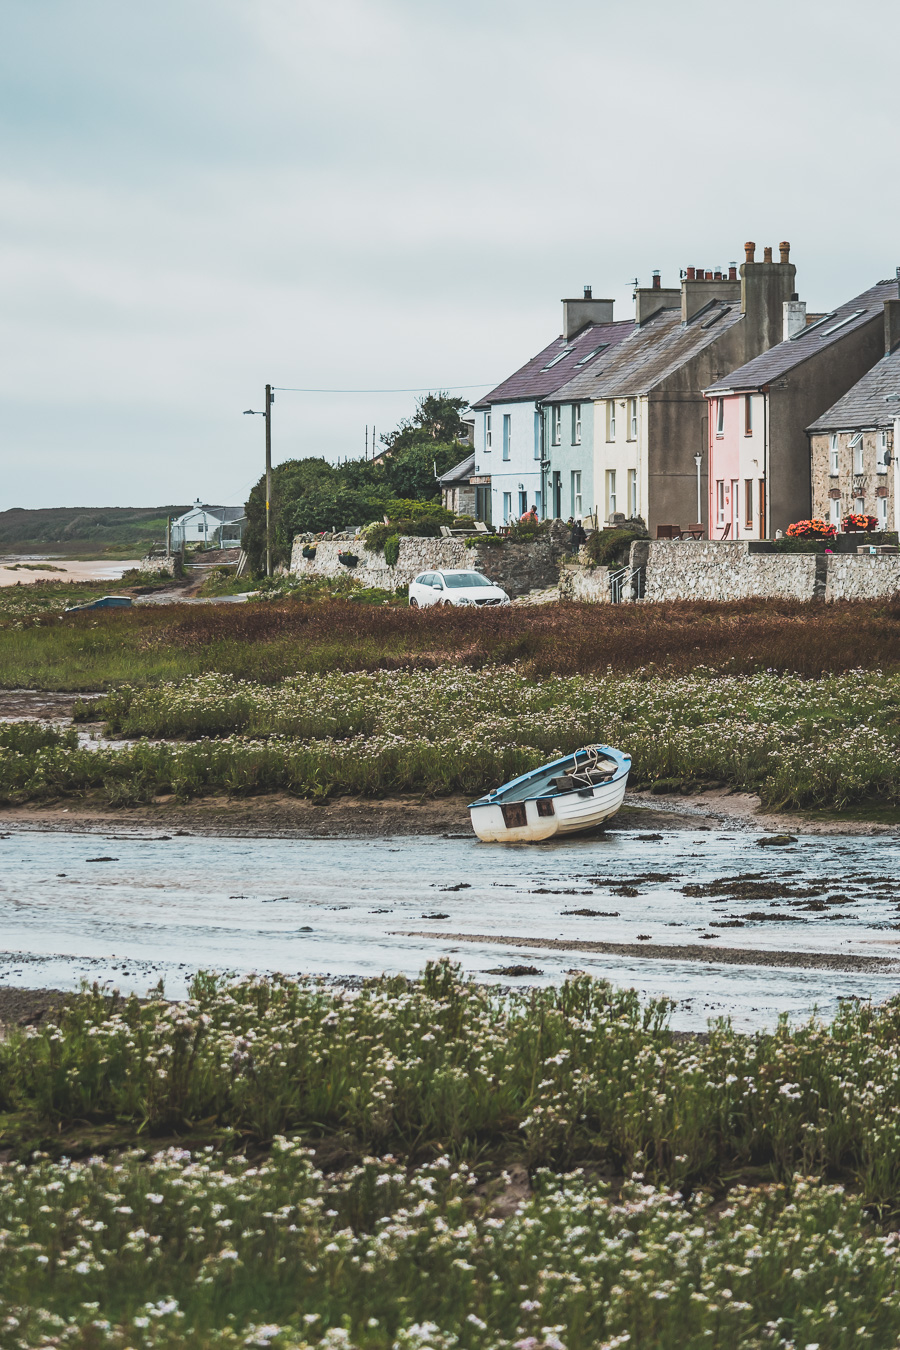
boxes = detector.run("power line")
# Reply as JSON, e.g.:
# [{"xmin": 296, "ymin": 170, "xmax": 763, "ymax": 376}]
[{"xmin": 272, "ymin": 382, "xmax": 495, "ymax": 394}]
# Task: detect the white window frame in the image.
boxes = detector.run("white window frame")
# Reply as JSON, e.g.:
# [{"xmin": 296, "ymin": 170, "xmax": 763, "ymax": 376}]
[
  {"xmin": 744, "ymin": 394, "xmax": 753, "ymax": 436},
  {"xmin": 572, "ymin": 470, "xmax": 582, "ymax": 517},
  {"xmin": 877, "ymin": 431, "xmax": 890, "ymax": 473},
  {"xmin": 829, "ymin": 433, "xmax": 839, "ymax": 477},
  {"xmin": 628, "ymin": 468, "xmax": 637, "ymax": 517},
  {"xmin": 502, "ymin": 413, "xmax": 511, "ymax": 462},
  {"xmin": 716, "ymin": 479, "xmax": 726, "ymax": 526},
  {"xmin": 485, "ymin": 411, "xmax": 491, "ymax": 451},
  {"xmin": 853, "ymin": 436, "xmax": 864, "ymax": 475},
  {"xmin": 628, "ymin": 398, "xmax": 637, "ymax": 441},
  {"xmin": 830, "ymin": 497, "xmax": 841, "ymax": 527},
  {"xmin": 572, "ymin": 403, "xmax": 582, "ymax": 445},
  {"xmin": 552, "ymin": 406, "xmax": 561, "ymax": 446},
  {"xmin": 502, "ymin": 492, "xmax": 512, "ymax": 523},
  {"xmin": 878, "ymin": 494, "xmax": 888, "ymax": 526},
  {"xmin": 607, "ymin": 400, "xmax": 616, "ymax": 441},
  {"xmin": 606, "ymin": 469, "xmax": 617, "ymax": 517},
  {"xmin": 716, "ymin": 398, "xmax": 725, "ymax": 435}
]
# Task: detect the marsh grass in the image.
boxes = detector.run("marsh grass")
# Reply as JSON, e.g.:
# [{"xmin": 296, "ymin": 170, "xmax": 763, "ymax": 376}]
[{"xmin": 3, "ymin": 596, "xmax": 900, "ymax": 689}]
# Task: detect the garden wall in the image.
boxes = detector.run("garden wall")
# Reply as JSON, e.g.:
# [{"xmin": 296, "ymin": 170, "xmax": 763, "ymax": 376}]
[
  {"xmin": 640, "ymin": 540, "xmax": 900, "ymax": 602},
  {"xmin": 139, "ymin": 553, "xmax": 183, "ymax": 578},
  {"xmin": 288, "ymin": 533, "xmax": 563, "ymax": 600}
]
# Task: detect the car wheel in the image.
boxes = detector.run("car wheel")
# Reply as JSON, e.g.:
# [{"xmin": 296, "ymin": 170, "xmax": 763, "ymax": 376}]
[{"xmin": 409, "ymin": 597, "xmax": 419, "ymax": 608}]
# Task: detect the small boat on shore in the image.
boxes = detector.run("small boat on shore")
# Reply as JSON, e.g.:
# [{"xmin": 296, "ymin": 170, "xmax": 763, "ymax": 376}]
[{"xmin": 468, "ymin": 745, "xmax": 631, "ymax": 843}]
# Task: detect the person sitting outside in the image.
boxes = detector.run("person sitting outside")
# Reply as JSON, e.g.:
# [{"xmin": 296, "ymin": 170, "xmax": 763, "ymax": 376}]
[{"xmin": 520, "ymin": 505, "xmax": 539, "ymax": 525}]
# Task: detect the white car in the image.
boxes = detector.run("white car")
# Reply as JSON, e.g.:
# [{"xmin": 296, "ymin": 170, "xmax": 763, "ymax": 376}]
[{"xmin": 408, "ymin": 569, "xmax": 510, "ymax": 608}]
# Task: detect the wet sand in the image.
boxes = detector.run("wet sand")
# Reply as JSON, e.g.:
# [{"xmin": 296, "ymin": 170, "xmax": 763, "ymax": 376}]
[{"xmin": 0, "ymin": 558, "xmax": 141, "ymax": 586}]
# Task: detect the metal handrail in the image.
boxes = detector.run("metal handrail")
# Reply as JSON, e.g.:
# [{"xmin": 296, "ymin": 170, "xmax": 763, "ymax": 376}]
[{"xmin": 609, "ymin": 565, "xmax": 645, "ymax": 603}]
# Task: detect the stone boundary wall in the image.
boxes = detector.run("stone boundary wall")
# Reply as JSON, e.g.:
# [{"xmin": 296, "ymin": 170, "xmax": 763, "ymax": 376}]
[
  {"xmin": 139, "ymin": 553, "xmax": 184, "ymax": 578},
  {"xmin": 825, "ymin": 555, "xmax": 900, "ymax": 601},
  {"xmin": 289, "ymin": 534, "xmax": 563, "ymax": 600},
  {"xmin": 639, "ymin": 540, "xmax": 900, "ymax": 603},
  {"xmin": 559, "ymin": 561, "xmax": 611, "ymax": 603}
]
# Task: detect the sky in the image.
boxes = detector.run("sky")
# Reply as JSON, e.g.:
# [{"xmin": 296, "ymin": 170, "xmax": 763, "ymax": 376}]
[{"xmin": 2, "ymin": 0, "xmax": 900, "ymax": 510}]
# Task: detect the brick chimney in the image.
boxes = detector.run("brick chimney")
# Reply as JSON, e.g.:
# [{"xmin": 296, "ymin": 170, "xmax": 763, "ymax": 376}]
[{"xmin": 562, "ymin": 287, "xmax": 614, "ymax": 339}]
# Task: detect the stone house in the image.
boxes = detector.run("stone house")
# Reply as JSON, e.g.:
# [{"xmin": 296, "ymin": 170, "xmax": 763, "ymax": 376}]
[
  {"xmin": 470, "ymin": 289, "xmax": 633, "ymax": 524},
  {"xmin": 806, "ymin": 305, "xmax": 900, "ymax": 532},
  {"xmin": 546, "ymin": 243, "xmax": 798, "ymax": 536},
  {"xmin": 437, "ymin": 452, "xmax": 478, "ymax": 517},
  {"xmin": 705, "ymin": 280, "xmax": 899, "ymax": 538}
]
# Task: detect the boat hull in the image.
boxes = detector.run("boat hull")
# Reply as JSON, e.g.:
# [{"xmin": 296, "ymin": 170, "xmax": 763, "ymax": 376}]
[{"xmin": 469, "ymin": 768, "xmax": 629, "ymax": 842}]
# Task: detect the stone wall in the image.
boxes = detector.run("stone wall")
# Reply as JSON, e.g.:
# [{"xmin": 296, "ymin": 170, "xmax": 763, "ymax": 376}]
[
  {"xmin": 289, "ymin": 533, "xmax": 563, "ymax": 600},
  {"xmin": 825, "ymin": 554, "xmax": 900, "ymax": 601},
  {"xmin": 641, "ymin": 541, "xmax": 820, "ymax": 602},
  {"xmin": 139, "ymin": 553, "xmax": 184, "ymax": 577},
  {"xmin": 558, "ymin": 561, "xmax": 611, "ymax": 602},
  {"xmin": 640, "ymin": 539, "xmax": 900, "ymax": 602}
]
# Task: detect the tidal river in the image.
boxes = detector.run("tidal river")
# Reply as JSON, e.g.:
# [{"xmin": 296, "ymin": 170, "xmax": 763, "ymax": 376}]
[{"xmin": 1, "ymin": 826, "xmax": 899, "ymax": 1031}]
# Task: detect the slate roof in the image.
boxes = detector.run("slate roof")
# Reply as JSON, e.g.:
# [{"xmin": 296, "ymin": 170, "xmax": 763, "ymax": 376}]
[
  {"xmin": 437, "ymin": 452, "xmax": 475, "ymax": 484},
  {"xmin": 806, "ymin": 345, "xmax": 900, "ymax": 433},
  {"xmin": 472, "ymin": 320, "xmax": 634, "ymax": 408},
  {"xmin": 545, "ymin": 301, "xmax": 744, "ymax": 403},
  {"xmin": 705, "ymin": 282, "xmax": 897, "ymax": 393}
]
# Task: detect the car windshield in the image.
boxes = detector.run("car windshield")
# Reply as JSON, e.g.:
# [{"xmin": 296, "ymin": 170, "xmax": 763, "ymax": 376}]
[{"xmin": 442, "ymin": 572, "xmax": 491, "ymax": 588}]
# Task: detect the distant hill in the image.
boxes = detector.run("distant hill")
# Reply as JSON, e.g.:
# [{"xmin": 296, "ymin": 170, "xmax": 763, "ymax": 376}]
[{"xmin": 0, "ymin": 506, "xmax": 191, "ymax": 556}]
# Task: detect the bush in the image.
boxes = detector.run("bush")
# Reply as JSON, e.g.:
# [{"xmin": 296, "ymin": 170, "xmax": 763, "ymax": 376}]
[
  {"xmin": 383, "ymin": 534, "xmax": 400, "ymax": 567},
  {"xmin": 584, "ymin": 528, "xmax": 642, "ymax": 568},
  {"xmin": 466, "ymin": 534, "xmax": 503, "ymax": 548}
]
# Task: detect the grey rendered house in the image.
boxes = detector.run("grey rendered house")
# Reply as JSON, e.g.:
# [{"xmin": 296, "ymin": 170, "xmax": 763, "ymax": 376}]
[
  {"xmin": 706, "ymin": 280, "xmax": 900, "ymax": 536},
  {"xmin": 806, "ymin": 297, "xmax": 900, "ymax": 532},
  {"xmin": 470, "ymin": 289, "xmax": 633, "ymax": 524},
  {"xmin": 546, "ymin": 244, "xmax": 798, "ymax": 536}
]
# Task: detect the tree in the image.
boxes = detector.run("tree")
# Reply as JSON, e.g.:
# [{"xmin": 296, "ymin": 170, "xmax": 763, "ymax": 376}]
[
  {"xmin": 243, "ymin": 458, "xmax": 335, "ymax": 573},
  {"xmin": 380, "ymin": 392, "xmax": 468, "ymax": 454},
  {"xmin": 381, "ymin": 442, "xmax": 464, "ymax": 502}
]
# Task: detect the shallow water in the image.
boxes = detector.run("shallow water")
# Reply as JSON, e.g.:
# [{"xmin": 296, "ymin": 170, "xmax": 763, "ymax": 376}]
[{"xmin": 1, "ymin": 827, "xmax": 899, "ymax": 1030}]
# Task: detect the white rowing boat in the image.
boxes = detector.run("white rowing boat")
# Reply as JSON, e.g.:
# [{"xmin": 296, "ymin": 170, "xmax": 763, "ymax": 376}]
[{"xmin": 468, "ymin": 745, "xmax": 631, "ymax": 843}]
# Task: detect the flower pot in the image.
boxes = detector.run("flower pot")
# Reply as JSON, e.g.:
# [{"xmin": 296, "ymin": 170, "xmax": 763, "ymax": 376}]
[{"xmin": 337, "ymin": 553, "xmax": 358, "ymax": 569}]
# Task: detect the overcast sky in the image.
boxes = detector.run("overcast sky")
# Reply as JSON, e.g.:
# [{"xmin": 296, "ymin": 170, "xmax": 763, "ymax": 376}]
[{"xmin": 3, "ymin": 0, "xmax": 899, "ymax": 510}]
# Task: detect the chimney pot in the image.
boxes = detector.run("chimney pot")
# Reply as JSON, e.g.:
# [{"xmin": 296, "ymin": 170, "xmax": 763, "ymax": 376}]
[
  {"xmin": 686, "ymin": 266, "xmax": 695, "ymax": 280},
  {"xmin": 763, "ymin": 246, "xmax": 773, "ymax": 263},
  {"xmin": 779, "ymin": 241, "xmax": 790, "ymax": 264},
  {"xmin": 584, "ymin": 285, "xmax": 592, "ymax": 299},
  {"xmin": 744, "ymin": 241, "xmax": 756, "ymax": 263},
  {"xmin": 728, "ymin": 264, "xmax": 737, "ymax": 280},
  {"xmin": 714, "ymin": 269, "xmax": 722, "ymax": 281},
  {"xmin": 652, "ymin": 270, "xmax": 660, "ymax": 290},
  {"xmin": 705, "ymin": 271, "xmax": 713, "ymax": 281}
]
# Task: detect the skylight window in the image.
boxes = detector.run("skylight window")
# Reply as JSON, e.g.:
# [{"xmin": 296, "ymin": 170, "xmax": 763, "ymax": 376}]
[
  {"xmin": 541, "ymin": 349, "xmax": 574, "ymax": 370},
  {"xmin": 575, "ymin": 343, "xmax": 608, "ymax": 366},
  {"xmin": 820, "ymin": 310, "xmax": 866, "ymax": 337},
  {"xmin": 790, "ymin": 311, "xmax": 836, "ymax": 339},
  {"xmin": 701, "ymin": 306, "xmax": 731, "ymax": 330}
]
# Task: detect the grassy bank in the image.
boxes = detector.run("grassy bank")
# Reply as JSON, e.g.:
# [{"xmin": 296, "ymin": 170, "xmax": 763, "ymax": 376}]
[
  {"xmin": 3, "ymin": 596, "xmax": 900, "ymax": 689},
  {"xmin": 0, "ymin": 666, "xmax": 890, "ymax": 809},
  {"xmin": 5, "ymin": 967, "xmax": 900, "ymax": 1346}
]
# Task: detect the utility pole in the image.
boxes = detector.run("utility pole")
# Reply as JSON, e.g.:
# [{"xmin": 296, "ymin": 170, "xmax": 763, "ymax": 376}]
[{"xmin": 265, "ymin": 384, "xmax": 273, "ymax": 577}]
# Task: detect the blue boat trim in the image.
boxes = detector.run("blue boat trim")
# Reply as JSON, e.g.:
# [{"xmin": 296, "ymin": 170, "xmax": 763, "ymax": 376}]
[{"xmin": 468, "ymin": 745, "xmax": 631, "ymax": 810}]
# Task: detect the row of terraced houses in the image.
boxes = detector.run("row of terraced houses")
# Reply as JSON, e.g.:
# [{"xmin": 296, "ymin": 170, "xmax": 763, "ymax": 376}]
[{"xmin": 439, "ymin": 243, "xmax": 900, "ymax": 538}]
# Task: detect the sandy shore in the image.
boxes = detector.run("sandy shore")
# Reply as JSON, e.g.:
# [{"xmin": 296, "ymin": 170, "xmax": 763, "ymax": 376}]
[{"xmin": 0, "ymin": 558, "xmax": 141, "ymax": 586}]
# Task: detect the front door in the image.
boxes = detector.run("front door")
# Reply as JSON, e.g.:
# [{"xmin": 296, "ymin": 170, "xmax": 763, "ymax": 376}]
[{"xmin": 553, "ymin": 472, "xmax": 562, "ymax": 519}]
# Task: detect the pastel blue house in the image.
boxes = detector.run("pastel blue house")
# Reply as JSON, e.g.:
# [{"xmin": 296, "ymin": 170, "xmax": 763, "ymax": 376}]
[{"xmin": 471, "ymin": 290, "xmax": 631, "ymax": 522}]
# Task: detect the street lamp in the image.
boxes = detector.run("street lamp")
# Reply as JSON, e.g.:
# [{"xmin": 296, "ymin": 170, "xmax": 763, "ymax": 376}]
[
  {"xmin": 244, "ymin": 384, "xmax": 274, "ymax": 576},
  {"xmin": 693, "ymin": 452, "xmax": 702, "ymax": 524}
]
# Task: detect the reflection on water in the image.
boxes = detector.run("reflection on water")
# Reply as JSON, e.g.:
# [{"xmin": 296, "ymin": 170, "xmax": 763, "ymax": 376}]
[{"xmin": 0, "ymin": 827, "xmax": 898, "ymax": 1031}]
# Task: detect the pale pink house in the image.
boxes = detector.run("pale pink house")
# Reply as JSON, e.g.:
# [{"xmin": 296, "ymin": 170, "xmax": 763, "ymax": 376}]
[{"xmin": 705, "ymin": 389, "xmax": 768, "ymax": 539}]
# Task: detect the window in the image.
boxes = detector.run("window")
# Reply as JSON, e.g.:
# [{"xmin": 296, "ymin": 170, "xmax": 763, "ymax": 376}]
[
  {"xmin": 716, "ymin": 398, "xmax": 725, "ymax": 435},
  {"xmin": 571, "ymin": 471, "xmax": 582, "ymax": 517},
  {"xmin": 877, "ymin": 431, "xmax": 890, "ymax": 473},
  {"xmin": 606, "ymin": 469, "xmax": 617, "ymax": 518},
  {"xmin": 533, "ymin": 410, "xmax": 541, "ymax": 460},
  {"xmin": 572, "ymin": 404, "xmax": 582, "ymax": 444},
  {"xmin": 628, "ymin": 398, "xmax": 638, "ymax": 441},
  {"xmin": 607, "ymin": 400, "xmax": 616, "ymax": 440},
  {"xmin": 485, "ymin": 412, "xmax": 491, "ymax": 450},
  {"xmin": 628, "ymin": 468, "xmax": 637, "ymax": 517},
  {"xmin": 502, "ymin": 492, "xmax": 512, "ymax": 523},
  {"xmin": 759, "ymin": 479, "xmax": 766, "ymax": 535},
  {"xmin": 502, "ymin": 414, "xmax": 511, "ymax": 461},
  {"xmin": 519, "ymin": 490, "xmax": 528, "ymax": 517},
  {"xmin": 716, "ymin": 480, "xmax": 726, "ymax": 526},
  {"xmin": 575, "ymin": 343, "xmax": 607, "ymax": 366},
  {"xmin": 535, "ymin": 490, "xmax": 542, "ymax": 517},
  {"xmin": 878, "ymin": 495, "xmax": 888, "ymax": 526},
  {"xmin": 829, "ymin": 433, "xmax": 839, "ymax": 477},
  {"xmin": 745, "ymin": 479, "xmax": 753, "ymax": 531},
  {"xmin": 744, "ymin": 395, "xmax": 753, "ymax": 436},
  {"xmin": 830, "ymin": 497, "xmax": 841, "ymax": 527},
  {"xmin": 820, "ymin": 310, "xmax": 866, "ymax": 337},
  {"xmin": 851, "ymin": 433, "xmax": 864, "ymax": 475},
  {"xmin": 552, "ymin": 406, "xmax": 561, "ymax": 445},
  {"xmin": 540, "ymin": 347, "xmax": 573, "ymax": 371}
]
